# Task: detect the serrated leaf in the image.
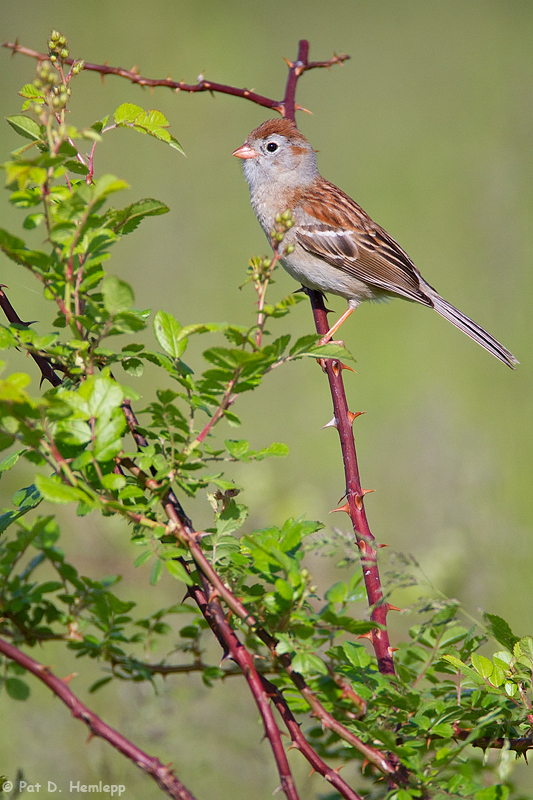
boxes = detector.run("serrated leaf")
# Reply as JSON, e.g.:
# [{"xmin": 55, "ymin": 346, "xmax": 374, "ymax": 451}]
[
  {"xmin": 101, "ymin": 473, "xmax": 126, "ymax": 491},
  {"xmin": 113, "ymin": 103, "xmax": 144, "ymax": 124},
  {"xmin": 93, "ymin": 174, "xmax": 129, "ymax": 200},
  {"xmin": 0, "ymin": 450, "xmax": 22, "ymax": 476},
  {"xmin": 153, "ymin": 311, "xmax": 186, "ymax": 358},
  {"xmin": 325, "ymin": 581, "xmax": 347, "ymax": 604},
  {"xmin": 35, "ymin": 475, "xmax": 92, "ymax": 505},
  {"xmin": 519, "ymin": 636, "xmax": 533, "ymax": 662},
  {"xmin": 165, "ymin": 560, "xmax": 193, "ymax": 585},
  {"xmin": 484, "ymin": 613, "xmax": 519, "ymax": 651},
  {"xmin": 225, "ymin": 439, "xmax": 249, "ymax": 460},
  {"xmin": 305, "ymin": 342, "xmax": 356, "ymax": 363},
  {"xmin": 343, "ymin": 641, "xmax": 371, "ymax": 668},
  {"xmin": 471, "ymin": 653, "xmax": 493, "ymax": 679},
  {"xmin": 102, "ymin": 276, "xmax": 134, "ymax": 314},
  {"xmin": 169, "ymin": 135, "xmax": 185, "ymax": 155},
  {"xmin": 6, "ymin": 115, "xmax": 42, "ymax": 142},
  {"xmin": 111, "ymin": 198, "xmax": 169, "ymax": 235}
]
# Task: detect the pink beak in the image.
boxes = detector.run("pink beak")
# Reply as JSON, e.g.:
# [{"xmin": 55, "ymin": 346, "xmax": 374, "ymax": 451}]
[{"xmin": 232, "ymin": 143, "xmax": 259, "ymax": 159}]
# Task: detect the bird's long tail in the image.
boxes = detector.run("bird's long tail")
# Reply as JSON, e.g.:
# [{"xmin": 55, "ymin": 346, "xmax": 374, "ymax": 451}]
[{"xmin": 430, "ymin": 294, "xmax": 518, "ymax": 369}]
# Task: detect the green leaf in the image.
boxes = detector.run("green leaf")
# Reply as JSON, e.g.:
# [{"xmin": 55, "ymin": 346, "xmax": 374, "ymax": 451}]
[
  {"xmin": 169, "ymin": 135, "xmax": 185, "ymax": 155},
  {"xmin": 89, "ymin": 677, "xmax": 113, "ymax": 693},
  {"xmin": 153, "ymin": 311, "xmax": 186, "ymax": 358},
  {"xmin": 519, "ymin": 635, "xmax": 533, "ymax": 662},
  {"xmin": 110, "ymin": 198, "xmax": 169, "ymax": 235},
  {"xmin": 0, "ymin": 450, "xmax": 22, "ymax": 476},
  {"xmin": 149, "ymin": 558, "xmax": 163, "ymax": 585},
  {"xmin": 113, "ymin": 103, "xmax": 144, "ymax": 124},
  {"xmin": 35, "ymin": 475, "xmax": 91, "ymax": 505},
  {"xmin": 5, "ymin": 678, "xmax": 30, "ymax": 700},
  {"xmin": 471, "ymin": 653, "xmax": 493, "ymax": 679},
  {"xmin": 93, "ymin": 174, "xmax": 129, "ymax": 200},
  {"xmin": 225, "ymin": 439, "xmax": 249, "ymax": 460},
  {"xmin": 6, "ymin": 115, "xmax": 42, "ymax": 142},
  {"xmin": 289, "ymin": 334, "xmax": 319, "ymax": 356},
  {"xmin": 484, "ymin": 613, "xmax": 519, "ymax": 651},
  {"xmin": 165, "ymin": 560, "xmax": 193, "ymax": 585},
  {"xmin": 343, "ymin": 641, "xmax": 371, "ymax": 668},
  {"xmin": 103, "ymin": 276, "xmax": 134, "ymax": 315},
  {"xmin": 101, "ymin": 473, "xmax": 126, "ymax": 491},
  {"xmin": 134, "ymin": 550, "xmax": 152, "ymax": 567},
  {"xmin": 305, "ymin": 342, "xmax": 356, "ymax": 363},
  {"xmin": 474, "ymin": 787, "xmax": 510, "ymax": 800},
  {"xmin": 325, "ymin": 581, "xmax": 347, "ymax": 604}
]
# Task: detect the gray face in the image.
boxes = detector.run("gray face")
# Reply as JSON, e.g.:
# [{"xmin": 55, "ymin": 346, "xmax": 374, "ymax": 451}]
[{"xmin": 242, "ymin": 132, "xmax": 319, "ymax": 191}]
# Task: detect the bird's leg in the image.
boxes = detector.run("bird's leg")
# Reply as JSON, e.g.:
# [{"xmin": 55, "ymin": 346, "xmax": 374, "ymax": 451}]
[{"xmin": 319, "ymin": 306, "xmax": 354, "ymax": 346}]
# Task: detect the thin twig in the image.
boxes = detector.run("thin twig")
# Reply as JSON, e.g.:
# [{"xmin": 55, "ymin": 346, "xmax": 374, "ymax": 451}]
[
  {"xmin": 2, "ymin": 41, "xmax": 349, "ymax": 119},
  {"xmin": 0, "ymin": 637, "xmax": 197, "ymax": 800}
]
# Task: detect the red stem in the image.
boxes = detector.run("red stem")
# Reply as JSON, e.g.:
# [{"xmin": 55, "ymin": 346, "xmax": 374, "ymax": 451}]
[
  {"xmin": 280, "ymin": 43, "xmax": 394, "ymax": 676},
  {"xmin": 308, "ymin": 292, "xmax": 394, "ymax": 674},
  {"xmin": 0, "ymin": 637, "xmax": 197, "ymax": 800},
  {"xmin": 2, "ymin": 41, "xmax": 348, "ymax": 118},
  {"xmin": 259, "ymin": 674, "xmax": 364, "ymax": 800}
]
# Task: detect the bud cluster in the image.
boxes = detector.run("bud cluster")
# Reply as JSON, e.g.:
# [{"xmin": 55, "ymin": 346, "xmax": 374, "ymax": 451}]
[
  {"xmin": 33, "ymin": 60, "xmax": 58, "ymax": 92},
  {"xmin": 33, "ymin": 55, "xmax": 72, "ymax": 113},
  {"xmin": 270, "ymin": 209, "xmax": 294, "ymax": 245},
  {"xmin": 245, "ymin": 255, "xmax": 273, "ymax": 286},
  {"xmin": 270, "ymin": 210, "xmax": 295, "ymax": 256},
  {"xmin": 48, "ymin": 30, "xmax": 69, "ymax": 63}
]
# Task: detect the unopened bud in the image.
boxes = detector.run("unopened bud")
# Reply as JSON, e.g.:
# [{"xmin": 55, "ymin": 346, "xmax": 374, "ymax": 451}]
[{"xmin": 285, "ymin": 244, "xmax": 295, "ymax": 254}]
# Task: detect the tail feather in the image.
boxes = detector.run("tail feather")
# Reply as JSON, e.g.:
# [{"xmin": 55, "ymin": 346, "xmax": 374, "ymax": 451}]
[{"xmin": 430, "ymin": 294, "xmax": 518, "ymax": 369}]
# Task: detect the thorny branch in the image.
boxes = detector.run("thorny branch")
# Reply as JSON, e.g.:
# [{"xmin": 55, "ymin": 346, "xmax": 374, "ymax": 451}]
[
  {"xmin": 2, "ymin": 40, "xmax": 349, "ymax": 119},
  {"xmin": 0, "ymin": 638, "xmax": 197, "ymax": 800},
  {"xmin": 280, "ymin": 40, "xmax": 395, "ymax": 676}
]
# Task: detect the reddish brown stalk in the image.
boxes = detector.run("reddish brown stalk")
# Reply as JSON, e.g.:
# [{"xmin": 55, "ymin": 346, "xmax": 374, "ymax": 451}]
[
  {"xmin": 278, "ymin": 43, "xmax": 395, "ymax": 676},
  {"xmin": 0, "ymin": 638, "xmax": 197, "ymax": 800},
  {"xmin": 2, "ymin": 41, "xmax": 348, "ymax": 118},
  {"xmin": 163, "ymin": 501, "xmax": 400, "ymax": 781},
  {"xmin": 308, "ymin": 291, "xmax": 395, "ymax": 675},
  {"xmin": 259, "ymin": 674, "xmax": 364, "ymax": 800},
  {"xmin": 205, "ymin": 596, "xmax": 300, "ymax": 800}
]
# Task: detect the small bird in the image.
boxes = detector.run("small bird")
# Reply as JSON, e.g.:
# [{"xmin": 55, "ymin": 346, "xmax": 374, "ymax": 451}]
[{"xmin": 233, "ymin": 119, "xmax": 517, "ymax": 369}]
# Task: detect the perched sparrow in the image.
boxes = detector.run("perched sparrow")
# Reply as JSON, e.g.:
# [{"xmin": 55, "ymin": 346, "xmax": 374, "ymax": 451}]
[{"xmin": 233, "ymin": 119, "xmax": 517, "ymax": 368}]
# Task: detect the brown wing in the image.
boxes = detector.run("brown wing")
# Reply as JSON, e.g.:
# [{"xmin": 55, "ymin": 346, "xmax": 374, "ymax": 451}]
[{"xmin": 296, "ymin": 180, "xmax": 432, "ymax": 306}]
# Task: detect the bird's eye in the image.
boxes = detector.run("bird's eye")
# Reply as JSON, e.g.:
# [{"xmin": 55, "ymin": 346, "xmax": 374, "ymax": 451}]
[{"xmin": 266, "ymin": 142, "xmax": 278, "ymax": 153}]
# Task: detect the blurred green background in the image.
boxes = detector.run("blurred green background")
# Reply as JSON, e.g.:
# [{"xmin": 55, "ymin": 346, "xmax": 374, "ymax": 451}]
[{"xmin": 1, "ymin": 1, "xmax": 532, "ymax": 797}]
